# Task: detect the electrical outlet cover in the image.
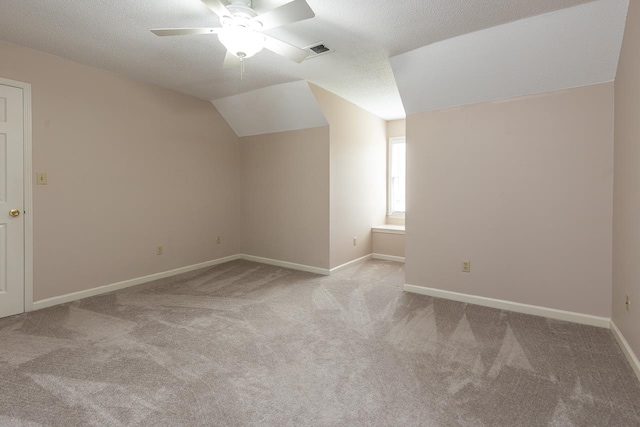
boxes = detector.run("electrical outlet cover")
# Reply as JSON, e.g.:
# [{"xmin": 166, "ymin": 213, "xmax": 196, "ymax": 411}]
[{"xmin": 462, "ymin": 260, "xmax": 471, "ymax": 273}]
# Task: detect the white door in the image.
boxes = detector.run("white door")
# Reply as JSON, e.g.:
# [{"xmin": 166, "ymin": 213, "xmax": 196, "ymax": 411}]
[{"xmin": 0, "ymin": 83, "xmax": 24, "ymax": 318}]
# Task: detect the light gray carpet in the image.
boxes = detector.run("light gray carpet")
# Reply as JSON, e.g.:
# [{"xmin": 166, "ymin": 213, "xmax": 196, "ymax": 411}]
[{"xmin": 0, "ymin": 259, "xmax": 639, "ymax": 426}]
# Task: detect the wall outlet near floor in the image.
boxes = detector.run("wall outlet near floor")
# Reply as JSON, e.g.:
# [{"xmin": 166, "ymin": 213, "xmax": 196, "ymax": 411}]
[
  {"xmin": 462, "ymin": 260, "xmax": 471, "ymax": 273},
  {"xmin": 216, "ymin": 236, "xmax": 221, "ymax": 245},
  {"xmin": 353, "ymin": 237, "xmax": 358, "ymax": 246},
  {"xmin": 156, "ymin": 245, "xmax": 163, "ymax": 256},
  {"xmin": 626, "ymin": 295, "xmax": 631, "ymax": 312}
]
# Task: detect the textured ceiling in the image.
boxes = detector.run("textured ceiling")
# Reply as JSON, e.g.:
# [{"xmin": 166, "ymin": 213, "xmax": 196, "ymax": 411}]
[
  {"xmin": 391, "ymin": 0, "xmax": 629, "ymax": 114},
  {"xmin": 0, "ymin": 0, "xmax": 607, "ymax": 119}
]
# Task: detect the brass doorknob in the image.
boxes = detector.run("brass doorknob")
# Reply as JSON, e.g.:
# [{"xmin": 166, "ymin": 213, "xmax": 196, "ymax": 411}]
[{"xmin": 9, "ymin": 209, "xmax": 20, "ymax": 217}]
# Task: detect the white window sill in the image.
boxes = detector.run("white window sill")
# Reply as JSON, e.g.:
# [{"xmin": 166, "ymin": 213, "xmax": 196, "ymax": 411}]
[{"xmin": 372, "ymin": 225, "xmax": 405, "ymax": 235}]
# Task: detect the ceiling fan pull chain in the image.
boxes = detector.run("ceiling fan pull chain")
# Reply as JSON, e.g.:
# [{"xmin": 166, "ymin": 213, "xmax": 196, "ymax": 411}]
[{"xmin": 239, "ymin": 52, "xmax": 246, "ymax": 80}]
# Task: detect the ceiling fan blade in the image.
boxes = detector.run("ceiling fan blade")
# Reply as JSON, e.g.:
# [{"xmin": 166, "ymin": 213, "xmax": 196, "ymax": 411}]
[
  {"xmin": 252, "ymin": 0, "xmax": 315, "ymax": 30},
  {"xmin": 151, "ymin": 28, "xmax": 222, "ymax": 36},
  {"xmin": 223, "ymin": 50, "xmax": 242, "ymax": 68},
  {"xmin": 264, "ymin": 35, "xmax": 309, "ymax": 63},
  {"xmin": 201, "ymin": 0, "xmax": 233, "ymax": 18}
]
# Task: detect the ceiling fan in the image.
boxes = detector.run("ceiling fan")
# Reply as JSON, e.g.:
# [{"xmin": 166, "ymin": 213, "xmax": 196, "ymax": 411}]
[{"xmin": 152, "ymin": 0, "xmax": 315, "ymax": 72}]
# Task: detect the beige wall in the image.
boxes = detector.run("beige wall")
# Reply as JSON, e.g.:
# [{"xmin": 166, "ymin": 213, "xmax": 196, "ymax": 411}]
[
  {"xmin": 0, "ymin": 41, "xmax": 240, "ymax": 301},
  {"xmin": 385, "ymin": 217, "xmax": 405, "ymax": 226},
  {"xmin": 406, "ymin": 83, "xmax": 614, "ymax": 317},
  {"xmin": 310, "ymin": 85, "xmax": 387, "ymax": 269},
  {"xmin": 239, "ymin": 85, "xmax": 387, "ymax": 271},
  {"xmin": 386, "ymin": 119, "xmax": 406, "ymax": 139},
  {"xmin": 240, "ymin": 127, "xmax": 330, "ymax": 268},
  {"xmin": 613, "ymin": 0, "xmax": 640, "ymax": 358},
  {"xmin": 372, "ymin": 232, "xmax": 405, "ymax": 258}
]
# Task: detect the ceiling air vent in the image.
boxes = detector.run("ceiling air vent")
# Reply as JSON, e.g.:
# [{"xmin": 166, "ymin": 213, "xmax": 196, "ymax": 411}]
[{"xmin": 304, "ymin": 42, "xmax": 334, "ymax": 60}]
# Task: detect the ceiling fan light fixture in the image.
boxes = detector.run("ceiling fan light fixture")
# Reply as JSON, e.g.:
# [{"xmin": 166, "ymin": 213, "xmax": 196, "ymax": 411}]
[
  {"xmin": 152, "ymin": 0, "xmax": 315, "ymax": 67},
  {"xmin": 218, "ymin": 26, "xmax": 265, "ymax": 58}
]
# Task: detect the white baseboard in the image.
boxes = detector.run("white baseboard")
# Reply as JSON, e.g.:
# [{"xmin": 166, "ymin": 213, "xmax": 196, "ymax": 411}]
[
  {"xmin": 31, "ymin": 255, "xmax": 241, "ymax": 311},
  {"xmin": 403, "ymin": 284, "xmax": 610, "ymax": 328},
  {"xmin": 241, "ymin": 254, "xmax": 374, "ymax": 276},
  {"xmin": 29, "ymin": 253, "xmax": 353, "ymax": 312},
  {"xmin": 240, "ymin": 254, "xmax": 330, "ymax": 276},
  {"xmin": 329, "ymin": 254, "xmax": 372, "ymax": 275},
  {"xmin": 372, "ymin": 253, "xmax": 405, "ymax": 263},
  {"xmin": 611, "ymin": 320, "xmax": 640, "ymax": 382}
]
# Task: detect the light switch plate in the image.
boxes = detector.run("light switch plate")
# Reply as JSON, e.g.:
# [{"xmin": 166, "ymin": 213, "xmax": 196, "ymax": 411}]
[{"xmin": 36, "ymin": 172, "xmax": 47, "ymax": 185}]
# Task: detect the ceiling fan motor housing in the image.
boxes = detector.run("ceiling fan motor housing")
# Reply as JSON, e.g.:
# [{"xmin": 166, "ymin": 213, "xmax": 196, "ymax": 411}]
[
  {"xmin": 228, "ymin": 0, "xmax": 252, "ymax": 6},
  {"xmin": 223, "ymin": 1, "xmax": 260, "ymax": 27}
]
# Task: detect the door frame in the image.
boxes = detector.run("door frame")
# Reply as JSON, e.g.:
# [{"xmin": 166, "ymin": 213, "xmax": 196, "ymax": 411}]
[{"xmin": 0, "ymin": 77, "xmax": 33, "ymax": 313}]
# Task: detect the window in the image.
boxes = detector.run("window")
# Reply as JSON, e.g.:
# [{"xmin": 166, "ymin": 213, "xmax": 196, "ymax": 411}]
[{"xmin": 388, "ymin": 137, "xmax": 406, "ymax": 216}]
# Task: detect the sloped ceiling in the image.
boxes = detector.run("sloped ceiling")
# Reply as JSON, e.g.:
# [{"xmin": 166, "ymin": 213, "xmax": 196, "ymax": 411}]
[
  {"xmin": 0, "ymin": 0, "xmax": 611, "ymax": 121},
  {"xmin": 212, "ymin": 81, "xmax": 327, "ymax": 137},
  {"xmin": 391, "ymin": 0, "xmax": 629, "ymax": 114}
]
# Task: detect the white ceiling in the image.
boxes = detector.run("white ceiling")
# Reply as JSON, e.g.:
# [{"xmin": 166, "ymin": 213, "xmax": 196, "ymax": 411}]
[
  {"xmin": 212, "ymin": 81, "xmax": 327, "ymax": 136},
  {"xmin": 0, "ymin": 0, "xmax": 608, "ymax": 120},
  {"xmin": 391, "ymin": 0, "xmax": 629, "ymax": 114}
]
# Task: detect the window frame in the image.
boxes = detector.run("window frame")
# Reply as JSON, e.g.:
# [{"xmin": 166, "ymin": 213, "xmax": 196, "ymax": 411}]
[{"xmin": 388, "ymin": 136, "xmax": 406, "ymax": 218}]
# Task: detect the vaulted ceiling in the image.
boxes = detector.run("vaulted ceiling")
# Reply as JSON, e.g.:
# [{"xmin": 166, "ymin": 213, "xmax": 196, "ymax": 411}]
[{"xmin": 0, "ymin": 0, "xmax": 628, "ymax": 120}]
